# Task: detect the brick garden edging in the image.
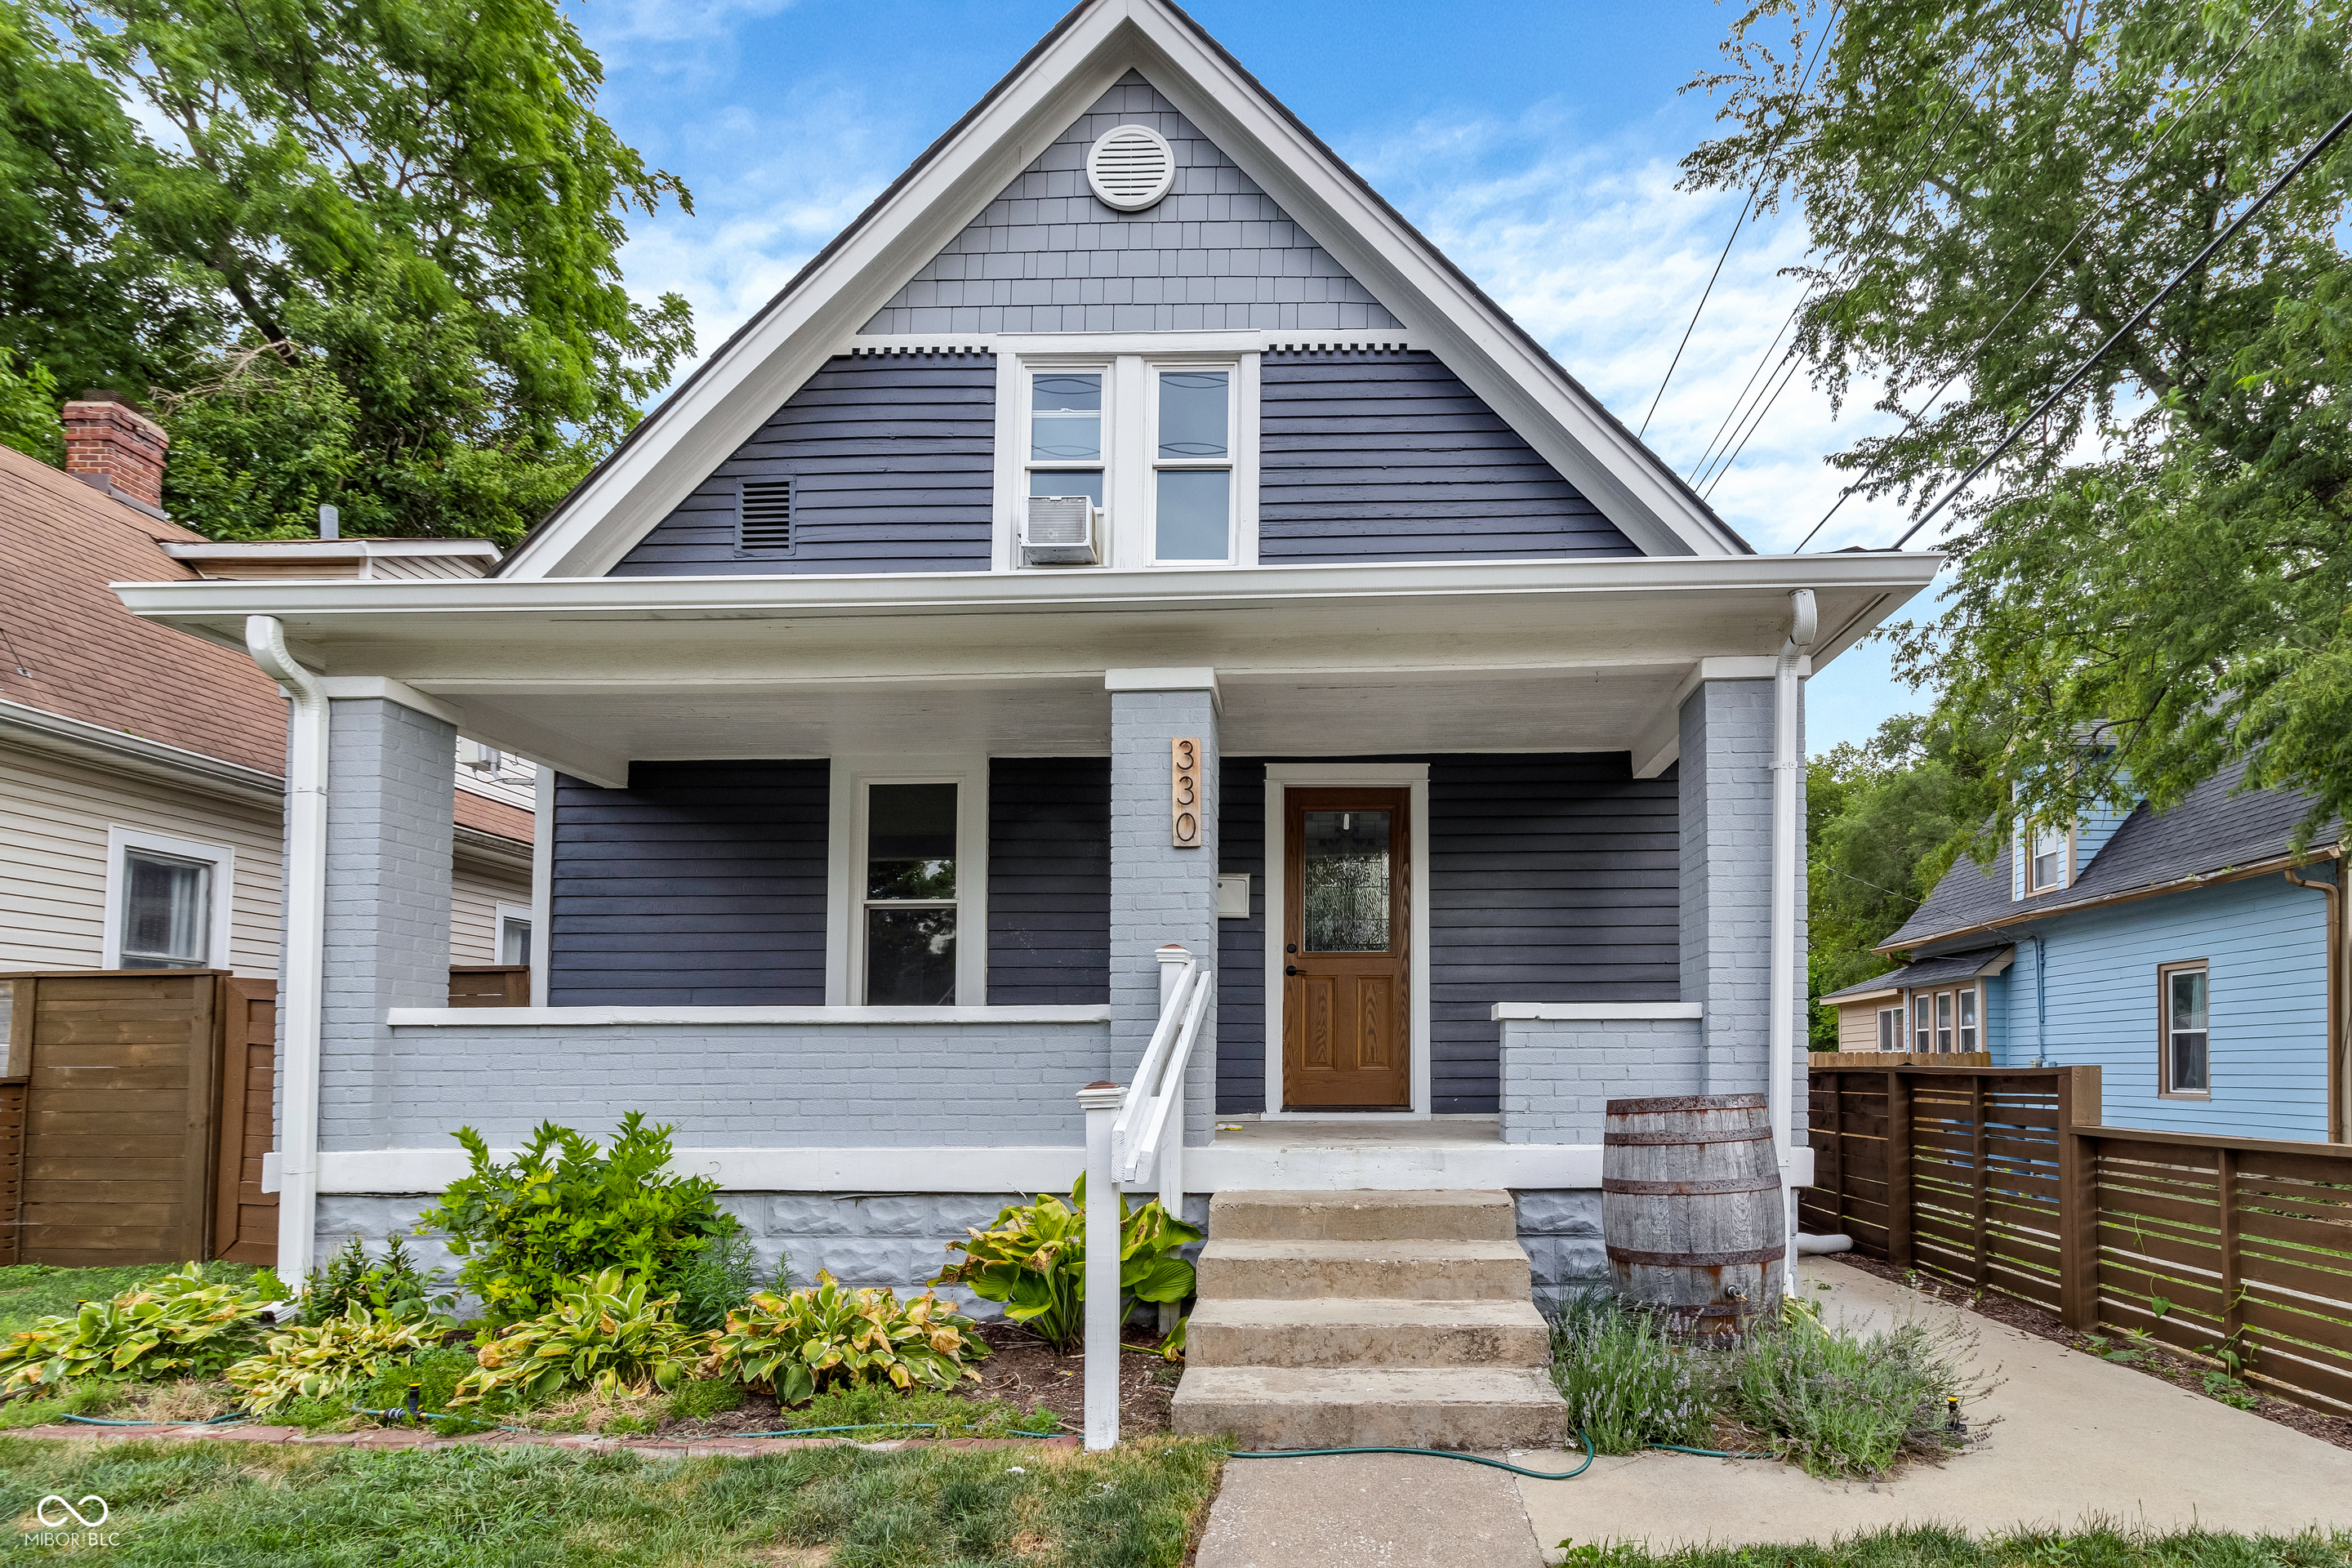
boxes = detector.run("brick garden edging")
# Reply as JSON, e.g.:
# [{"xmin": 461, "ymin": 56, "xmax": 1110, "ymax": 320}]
[{"xmin": 6, "ymin": 1423, "xmax": 1083, "ymax": 1459}]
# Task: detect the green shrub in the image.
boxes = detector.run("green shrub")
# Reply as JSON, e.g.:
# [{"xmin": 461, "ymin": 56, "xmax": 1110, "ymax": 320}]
[
  {"xmin": 932, "ymin": 1174, "xmax": 1200, "ymax": 1352},
  {"xmin": 670, "ymin": 1228, "xmax": 791, "ymax": 1331},
  {"xmin": 301, "ymin": 1234, "xmax": 448, "ymax": 1326},
  {"xmin": 416, "ymin": 1112, "xmax": 742, "ymax": 1325},
  {"xmin": 702, "ymin": 1271, "xmax": 987, "ymax": 1402},
  {"xmin": 1545, "ymin": 1291, "xmax": 1715, "ymax": 1454},
  {"xmin": 0, "ymin": 1265, "xmax": 276, "ymax": 1398},
  {"xmin": 1724, "ymin": 1301, "xmax": 1981, "ymax": 1477},
  {"xmin": 224, "ymin": 1305, "xmax": 452, "ymax": 1414},
  {"xmin": 453, "ymin": 1268, "xmax": 710, "ymax": 1405}
]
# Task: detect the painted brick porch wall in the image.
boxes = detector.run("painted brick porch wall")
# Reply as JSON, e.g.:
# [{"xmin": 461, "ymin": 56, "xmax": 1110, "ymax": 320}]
[
  {"xmin": 376, "ymin": 1018, "xmax": 1116, "ymax": 1145},
  {"xmin": 1497, "ymin": 1017, "xmax": 1704, "ymax": 1143},
  {"xmin": 318, "ymin": 697, "xmax": 455, "ymax": 1152},
  {"xmin": 862, "ymin": 73, "xmax": 1396, "ymax": 335},
  {"xmin": 1215, "ymin": 753, "xmax": 1682, "ymax": 1116}
]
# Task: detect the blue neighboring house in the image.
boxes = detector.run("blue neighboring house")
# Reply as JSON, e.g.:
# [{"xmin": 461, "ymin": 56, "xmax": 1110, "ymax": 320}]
[{"xmin": 1822, "ymin": 763, "xmax": 2346, "ymax": 1143}]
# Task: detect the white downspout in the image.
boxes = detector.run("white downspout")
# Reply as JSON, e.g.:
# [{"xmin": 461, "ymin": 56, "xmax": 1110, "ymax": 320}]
[
  {"xmin": 247, "ymin": 615, "xmax": 327, "ymax": 1282},
  {"xmin": 1770, "ymin": 587, "xmax": 1816, "ymax": 1297}
]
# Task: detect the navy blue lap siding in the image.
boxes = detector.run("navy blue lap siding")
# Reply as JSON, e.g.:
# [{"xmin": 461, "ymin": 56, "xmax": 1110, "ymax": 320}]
[
  {"xmin": 988, "ymin": 758, "xmax": 1111, "ymax": 1005},
  {"xmin": 1257, "ymin": 352, "xmax": 1639, "ymax": 564},
  {"xmin": 549, "ymin": 762, "xmax": 830, "ymax": 1005},
  {"xmin": 1214, "ymin": 754, "xmax": 1679, "ymax": 1115},
  {"xmin": 608, "ymin": 354, "xmax": 995, "ymax": 577}
]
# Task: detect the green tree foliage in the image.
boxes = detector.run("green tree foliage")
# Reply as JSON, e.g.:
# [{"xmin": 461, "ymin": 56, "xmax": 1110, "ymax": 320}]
[
  {"xmin": 1686, "ymin": 0, "xmax": 2352, "ymax": 844},
  {"xmin": 0, "ymin": 347, "xmax": 58, "ymax": 463},
  {"xmin": 1808, "ymin": 715, "xmax": 2000, "ymax": 1046},
  {"xmin": 0, "ymin": 0, "xmax": 693, "ymax": 541}
]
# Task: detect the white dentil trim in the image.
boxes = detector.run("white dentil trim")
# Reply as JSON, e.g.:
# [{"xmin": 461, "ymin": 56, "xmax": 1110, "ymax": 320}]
[
  {"xmin": 1261, "ymin": 762, "xmax": 1432, "ymax": 1118},
  {"xmin": 101, "ymin": 826, "xmax": 238, "ymax": 971}
]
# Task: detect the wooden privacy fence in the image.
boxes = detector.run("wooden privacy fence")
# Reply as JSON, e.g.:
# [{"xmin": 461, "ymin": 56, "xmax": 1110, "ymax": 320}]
[
  {"xmin": 1806, "ymin": 1062, "xmax": 2352, "ymax": 1419},
  {"xmin": 448, "ymin": 964, "xmax": 530, "ymax": 1007}
]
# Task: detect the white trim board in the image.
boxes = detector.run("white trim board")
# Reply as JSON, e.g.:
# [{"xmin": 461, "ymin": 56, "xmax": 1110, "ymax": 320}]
[
  {"xmin": 385, "ymin": 1004, "xmax": 1108, "ymax": 1028},
  {"xmin": 1491, "ymin": 1003, "xmax": 1703, "ymax": 1022},
  {"xmin": 489, "ymin": 0, "xmax": 1749, "ymax": 580},
  {"xmin": 1261, "ymin": 762, "xmax": 1432, "ymax": 1118},
  {"xmin": 101, "ymin": 825, "xmax": 238, "ymax": 971}
]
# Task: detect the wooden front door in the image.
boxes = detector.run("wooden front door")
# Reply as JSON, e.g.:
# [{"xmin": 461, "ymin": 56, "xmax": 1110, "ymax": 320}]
[{"xmin": 1281, "ymin": 787, "xmax": 1410, "ymax": 1109}]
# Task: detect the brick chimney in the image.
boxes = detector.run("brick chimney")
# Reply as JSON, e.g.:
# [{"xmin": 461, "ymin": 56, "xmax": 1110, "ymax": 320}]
[{"xmin": 62, "ymin": 390, "xmax": 169, "ymax": 519}]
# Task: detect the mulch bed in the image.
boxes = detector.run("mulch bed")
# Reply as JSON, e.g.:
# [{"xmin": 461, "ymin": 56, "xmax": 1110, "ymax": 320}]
[{"xmin": 1830, "ymin": 1252, "xmax": 2352, "ymax": 1453}]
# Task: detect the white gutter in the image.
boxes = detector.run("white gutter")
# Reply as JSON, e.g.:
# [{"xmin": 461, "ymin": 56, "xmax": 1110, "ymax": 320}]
[
  {"xmin": 1769, "ymin": 587, "xmax": 1816, "ymax": 1297},
  {"xmin": 244, "ymin": 615, "xmax": 327, "ymax": 1281}
]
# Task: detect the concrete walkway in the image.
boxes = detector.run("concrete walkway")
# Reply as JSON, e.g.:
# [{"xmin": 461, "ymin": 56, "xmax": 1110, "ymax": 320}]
[{"xmin": 1193, "ymin": 1258, "xmax": 2352, "ymax": 1566}]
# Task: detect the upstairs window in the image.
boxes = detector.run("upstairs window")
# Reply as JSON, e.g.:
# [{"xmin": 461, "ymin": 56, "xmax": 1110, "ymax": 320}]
[
  {"xmin": 2161, "ymin": 962, "xmax": 2210, "ymax": 1097},
  {"xmin": 2028, "ymin": 822, "xmax": 2070, "ymax": 893},
  {"xmin": 1027, "ymin": 372, "xmax": 1104, "ymax": 509},
  {"xmin": 1152, "ymin": 368, "xmax": 1232, "ymax": 564}
]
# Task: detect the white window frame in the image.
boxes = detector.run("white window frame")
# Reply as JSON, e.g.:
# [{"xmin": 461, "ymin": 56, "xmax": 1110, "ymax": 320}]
[
  {"xmin": 1912, "ymin": 992, "xmax": 1931, "ymax": 1053},
  {"xmin": 494, "ymin": 902, "xmax": 534, "ymax": 968},
  {"xmin": 992, "ymin": 337, "xmax": 1260, "ymax": 571},
  {"xmin": 824, "ymin": 756, "xmax": 990, "ymax": 1007},
  {"xmin": 2159, "ymin": 959, "xmax": 2212, "ymax": 1099},
  {"xmin": 2026, "ymin": 821, "xmax": 2074, "ymax": 894},
  {"xmin": 1878, "ymin": 1005, "xmax": 1903, "ymax": 1052},
  {"xmin": 1261, "ymin": 762, "xmax": 1431, "ymax": 1120},
  {"xmin": 102, "ymin": 826, "xmax": 236, "ymax": 971},
  {"xmin": 1958, "ymin": 986, "xmax": 1980, "ymax": 1053}
]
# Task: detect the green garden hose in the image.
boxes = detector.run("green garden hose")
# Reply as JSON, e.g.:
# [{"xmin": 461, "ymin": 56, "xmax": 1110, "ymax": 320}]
[
  {"xmin": 62, "ymin": 1410, "xmax": 250, "ymax": 1427},
  {"xmin": 1230, "ymin": 1426, "xmax": 1596, "ymax": 1479}
]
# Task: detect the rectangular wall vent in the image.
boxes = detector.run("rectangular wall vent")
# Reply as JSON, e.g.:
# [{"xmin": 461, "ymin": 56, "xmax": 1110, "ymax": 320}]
[{"xmin": 737, "ymin": 479, "xmax": 794, "ymax": 555}]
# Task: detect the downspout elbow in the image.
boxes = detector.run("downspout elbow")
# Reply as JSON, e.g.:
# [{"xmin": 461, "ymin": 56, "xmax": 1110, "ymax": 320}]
[{"xmin": 2283, "ymin": 862, "xmax": 2345, "ymax": 1144}]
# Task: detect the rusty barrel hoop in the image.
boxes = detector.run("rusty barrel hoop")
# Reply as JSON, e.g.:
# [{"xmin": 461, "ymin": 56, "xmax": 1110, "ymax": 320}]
[{"xmin": 1601, "ymin": 1092, "xmax": 1785, "ymax": 1330}]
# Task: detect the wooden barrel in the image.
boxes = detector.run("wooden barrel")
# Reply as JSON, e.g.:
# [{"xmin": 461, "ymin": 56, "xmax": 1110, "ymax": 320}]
[{"xmin": 1602, "ymin": 1094, "xmax": 1785, "ymax": 1331}]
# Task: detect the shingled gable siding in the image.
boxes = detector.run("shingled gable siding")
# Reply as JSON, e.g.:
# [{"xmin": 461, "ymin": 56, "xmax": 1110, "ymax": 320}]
[
  {"xmin": 862, "ymin": 72, "xmax": 1397, "ymax": 334},
  {"xmin": 548, "ymin": 762, "xmax": 829, "ymax": 1005},
  {"xmin": 607, "ymin": 354, "xmax": 995, "ymax": 577},
  {"xmin": 1213, "ymin": 754, "xmax": 1681, "ymax": 1116},
  {"xmin": 1258, "ymin": 351, "xmax": 1638, "ymax": 562},
  {"xmin": 987, "ymin": 757, "xmax": 1111, "ymax": 1005}
]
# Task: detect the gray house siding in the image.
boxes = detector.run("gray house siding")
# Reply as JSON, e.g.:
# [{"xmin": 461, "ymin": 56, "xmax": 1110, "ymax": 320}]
[
  {"xmin": 548, "ymin": 762, "xmax": 831, "ymax": 1005},
  {"xmin": 1258, "ymin": 352, "xmax": 1637, "ymax": 563},
  {"xmin": 987, "ymin": 757, "xmax": 1111, "ymax": 1006},
  {"xmin": 1217, "ymin": 768, "xmax": 1267, "ymax": 1114},
  {"xmin": 862, "ymin": 72, "xmax": 1398, "ymax": 335},
  {"xmin": 1214, "ymin": 754, "xmax": 1681, "ymax": 1116},
  {"xmin": 608, "ymin": 354, "xmax": 995, "ymax": 577}
]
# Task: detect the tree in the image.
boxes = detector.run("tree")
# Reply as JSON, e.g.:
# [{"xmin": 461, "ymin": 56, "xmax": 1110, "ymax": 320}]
[
  {"xmin": 1686, "ymin": 0, "xmax": 2352, "ymax": 845},
  {"xmin": 1807, "ymin": 714, "xmax": 2000, "ymax": 1047},
  {"xmin": 0, "ymin": 0, "xmax": 693, "ymax": 542}
]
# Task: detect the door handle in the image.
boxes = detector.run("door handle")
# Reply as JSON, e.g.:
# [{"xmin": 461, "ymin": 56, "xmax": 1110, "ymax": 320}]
[{"xmin": 1285, "ymin": 964, "xmax": 1301, "ymax": 976}]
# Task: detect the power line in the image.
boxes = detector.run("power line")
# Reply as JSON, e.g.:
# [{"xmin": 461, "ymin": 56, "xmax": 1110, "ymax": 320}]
[
  {"xmin": 1637, "ymin": 4, "xmax": 1841, "ymax": 440},
  {"xmin": 1886, "ymin": 100, "xmax": 2352, "ymax": 551},
  {"xmin": 1793, "ymin": 0, "xmax": 2293, "ymax": 553}
]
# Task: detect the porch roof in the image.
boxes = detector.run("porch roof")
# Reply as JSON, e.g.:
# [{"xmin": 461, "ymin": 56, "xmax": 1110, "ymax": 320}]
[{"xmin": 116, "ymin": 551, "xmax": 1937, "ymax": 786}]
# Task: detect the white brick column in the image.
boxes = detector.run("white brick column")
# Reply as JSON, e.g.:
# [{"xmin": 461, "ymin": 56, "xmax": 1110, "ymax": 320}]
[
  {"xmin": 319, "ymin": 697, "xmax": 457, "ymax": 1155},
  {"xmin": 1678, "ymin": 679, "xmax": 1775, "ymax": 1096},
  {"xmin": 1107, "ymin": 670, "xmax": 1219, "ymax": 1152}
]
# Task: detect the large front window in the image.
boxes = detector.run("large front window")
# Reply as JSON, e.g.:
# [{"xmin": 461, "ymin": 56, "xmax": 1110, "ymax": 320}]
[{"xmin": 862, "ymin": 782, "xmax": 959, "ymax": 1006}]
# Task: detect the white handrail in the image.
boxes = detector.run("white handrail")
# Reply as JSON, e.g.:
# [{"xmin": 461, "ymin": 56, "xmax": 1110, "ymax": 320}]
[
  {"xmin": 1121, "ymin": 973, "xmax": 1210, "ymax": 1187},
  {"xmin": 1110, "ymin": 951, "xmax": 1200, "ymax": 1181}
]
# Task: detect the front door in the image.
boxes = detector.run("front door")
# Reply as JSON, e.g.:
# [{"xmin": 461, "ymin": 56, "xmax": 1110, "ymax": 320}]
[{"xmin": 1281, "ymin": 787, "xmax": 1410, "ymax": 1109}]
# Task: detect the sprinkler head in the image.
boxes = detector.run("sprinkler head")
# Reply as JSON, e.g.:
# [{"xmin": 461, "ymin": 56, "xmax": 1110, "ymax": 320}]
[{"xmin": 405, "ymin": 1382, "xmax": 423, "ymax": 1422}]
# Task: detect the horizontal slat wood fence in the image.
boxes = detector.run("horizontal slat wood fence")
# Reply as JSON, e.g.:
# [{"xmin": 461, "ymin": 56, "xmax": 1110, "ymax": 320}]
[
  {"xmin": 448, "ymin": 965, "xmax": 530, "ymax": 1007},
  {"xmin": 1806, "ymin": 1062, "xmax": 2352, "ymax": 1418}
]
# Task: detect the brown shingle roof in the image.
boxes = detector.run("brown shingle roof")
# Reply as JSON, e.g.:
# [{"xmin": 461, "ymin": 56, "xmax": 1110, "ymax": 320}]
[
  {"xmin": 454, "ymin": 786, "xmax": 534, "ymax": 845},
  {"xmin": 0, "ymin": 444, "xmax": 287, "ymax": 775}
]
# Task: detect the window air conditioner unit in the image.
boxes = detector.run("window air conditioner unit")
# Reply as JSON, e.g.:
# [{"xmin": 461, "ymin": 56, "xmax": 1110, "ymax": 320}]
[{"xmin": 1019, "ymin": 495, "xmax": 1101, "ymax": 566}]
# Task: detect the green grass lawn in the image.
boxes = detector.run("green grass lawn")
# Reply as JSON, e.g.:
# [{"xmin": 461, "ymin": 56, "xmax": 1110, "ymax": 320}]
[
  {"xmin": 1552, "ymin": 1523, "xmax": 2352, "ymax": 1568},
  {"xmin": 0, "ymin": 1433, "xmax": 1223, "ymax": 1566}
]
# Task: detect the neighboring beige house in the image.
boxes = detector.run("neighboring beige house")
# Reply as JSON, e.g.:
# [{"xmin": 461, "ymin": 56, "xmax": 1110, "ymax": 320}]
[{"xmin": 0, "ymin": 395, "xmax": 535, "ymax": 982}]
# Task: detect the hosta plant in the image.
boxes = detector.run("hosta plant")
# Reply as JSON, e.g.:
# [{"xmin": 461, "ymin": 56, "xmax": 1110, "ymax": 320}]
[
  {"xmin": 452, "ymin": 1268, "xmax": 710, "ymax": 1405},
  {"xmin": 0, "ymin": 1266, "xmax": 278, "ymax": 1399},
  {"xmin": 702, "ymin": 1271, "xmax": 986, "ymax": 1402},
  {"xmin": 225, "ymin": 1304, "xmax": 451, "ymax": 1414},
  {"xmin": 932, "ymin": 1173, "xmax": 1200, "ymax": 1352}
]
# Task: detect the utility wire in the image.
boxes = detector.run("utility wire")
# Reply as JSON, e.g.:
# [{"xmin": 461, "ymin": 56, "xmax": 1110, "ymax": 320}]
[
  {"xmin": 1793, "ymin": 0, "xmax": 2292, "ymax": 552},
  {"xmin": 1887, "ymin": 100, "xmax": 2352, "ymax": 551},
  {"xmin": 1637, "ymin": 4, "xmax": 1841, "ymax": 439}
]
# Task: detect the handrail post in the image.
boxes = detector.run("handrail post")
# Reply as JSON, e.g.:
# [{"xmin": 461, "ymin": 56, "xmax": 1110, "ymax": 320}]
[
  {"xmin": 1078, "ymin": 1079, "xmax": 1126, "ymax": 1450},
  {"xmin": 1156, "ymin": 944, "xmax": 1193, "ymax": 1337}
]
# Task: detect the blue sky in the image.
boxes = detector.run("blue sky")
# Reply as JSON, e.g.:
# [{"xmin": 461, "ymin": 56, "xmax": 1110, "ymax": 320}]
[{"xmin": 572, "ymin": 0, "xmax": 1935, "ymax": 754}]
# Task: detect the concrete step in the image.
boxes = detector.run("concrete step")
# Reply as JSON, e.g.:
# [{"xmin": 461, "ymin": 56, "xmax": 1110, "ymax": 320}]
[
  {"xmin": 1171, "ymin": 1365, "xmax": 1570, "ymax": 1450},
  {"xmin": 1209, "ymin": 1188, "xmax": 1517, "ymax": 1242},
  {"xmin": 1186, "ymin": 1297, "xmax": 1552, "ymax": 1370},
  {"xmin": 1197, "ymin": 1240, "xmax": 1532, "ymax": 1302}
]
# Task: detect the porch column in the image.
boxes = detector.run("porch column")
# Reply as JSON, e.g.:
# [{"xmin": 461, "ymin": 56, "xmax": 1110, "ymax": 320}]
[
  {"xmin": 1106, "ymin": 669, "xmax": 1219, "ymax": 1153},
  {"xmin": 318, "ymin": 693, "xmax": 457, "ymax": 1160},
  {"xmin": 1678, "ymin": 676, "xmax": 1806, "ymax": 1112}
]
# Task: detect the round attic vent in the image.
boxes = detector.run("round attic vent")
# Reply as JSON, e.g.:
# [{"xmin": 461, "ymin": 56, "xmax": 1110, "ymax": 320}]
[{"xmin": 1086, "ymin": 124, "xmax": 1176, "ymax": 212}]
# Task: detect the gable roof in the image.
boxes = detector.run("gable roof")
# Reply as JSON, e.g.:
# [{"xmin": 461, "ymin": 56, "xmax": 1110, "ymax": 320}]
[
  {"xmin": 1820, "ymin": 945, "xmax": 2011, "ymax": 1004},
  {"xmin": 1880, "ymin": 761, "xmax": 2338, "ymax": 953},
  {"xmin": 496, "ymin": 0, "xmax": 1750, "ymax": 579},
  {"xmin": 0, "ymin": 444, "xmax": 288, "ymax": 776}
]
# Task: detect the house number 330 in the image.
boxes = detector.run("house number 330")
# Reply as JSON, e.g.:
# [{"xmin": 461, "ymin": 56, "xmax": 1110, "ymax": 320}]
[{"xmin": 1171, "ymin": 737, "xmax": 1202, "ymax": 848}]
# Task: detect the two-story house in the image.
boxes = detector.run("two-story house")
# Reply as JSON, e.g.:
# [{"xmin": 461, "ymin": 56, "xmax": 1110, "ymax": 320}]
[{"xmin": 114, "ymin": 0, "xmax": 1938, "ymax": 1444}]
